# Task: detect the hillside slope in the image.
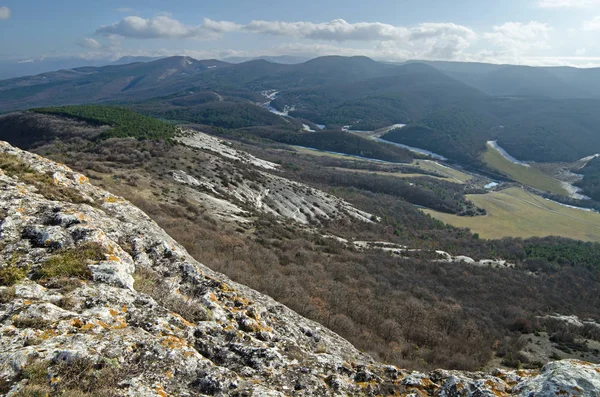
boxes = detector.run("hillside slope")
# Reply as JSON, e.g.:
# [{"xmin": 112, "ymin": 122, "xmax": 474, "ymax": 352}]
[{"xmin": 1, "ymin": 143, "xmax": 599, "ymax": 396}]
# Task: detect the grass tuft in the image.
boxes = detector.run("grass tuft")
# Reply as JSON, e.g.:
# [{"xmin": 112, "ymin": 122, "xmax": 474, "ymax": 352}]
[
  {"xmin": 0, "ymin": 264, "xmax": 28, "ymax": 286},
  {"xmin": 34, "ymin": 243, "xmax": 105, "ymax": 280},
  {"xmin": 0, "ymin": 153, "xmax": 90, "ymax": 204}
]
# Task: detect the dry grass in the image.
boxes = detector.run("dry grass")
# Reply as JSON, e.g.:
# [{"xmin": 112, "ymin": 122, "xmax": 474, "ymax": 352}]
[
  {"xmin": 0, "ymin": 152, "xmax": 90, "ymax": 204},
  {"xmin": 133, "ymin": 266, "xmax": 212, "ymax": 323},
  {"xmin": 411, "ymin": 160, "xmax": 472, "ymax": 183},
  {"xmin": 11, "ymin": 358, "xmax": 131, "ymax": 397},
  {"xmin": 0, "ymin": 263, "xmax": 28, "ymax": 286},
  {"xmin": 34, "ymin": 243, "xmax": 105, "ymax": 280},
  {"xmin": 482, "ymin": 143, "xmax": 568, "ymax": 195},
  {"xmin": 424, "ymin": 187, "xmax": 600, "ymax": 242},
  {"xmin": 0, "ymin": 286, "xmax": 16, "ymax": 303}
]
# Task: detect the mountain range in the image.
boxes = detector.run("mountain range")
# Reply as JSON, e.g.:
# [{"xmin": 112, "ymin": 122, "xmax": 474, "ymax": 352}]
[{"xmin": 2, "ymin": 55, "xmax": 600, "ymax": 166}]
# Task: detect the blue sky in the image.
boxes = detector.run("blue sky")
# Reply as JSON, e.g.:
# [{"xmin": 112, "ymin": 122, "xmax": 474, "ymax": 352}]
[{"xmin": 2, "ymin": 0, "xmax": 600, "ymax": 66}]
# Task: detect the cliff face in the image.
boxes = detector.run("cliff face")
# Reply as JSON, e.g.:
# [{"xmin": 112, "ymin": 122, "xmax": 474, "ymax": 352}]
[{"xmin": 0, "ymin": 140, "xmax": 599, "ymax": 396}]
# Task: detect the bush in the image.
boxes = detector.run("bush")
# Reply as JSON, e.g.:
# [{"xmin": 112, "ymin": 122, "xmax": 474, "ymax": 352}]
[
  {"xmin": 12, "ymin": 357, "xmax": 132, "ymax": 397},
  {"xmin": 0, "ymin": 264, "xmax": 28, "ymax": 286},
  {"xmin": 133, "ymin": 266, "xmax": 212, "ymax": 323},
  {"xmin": 34, "ymin": 243, "xmax": 105, "ymax": 280}
]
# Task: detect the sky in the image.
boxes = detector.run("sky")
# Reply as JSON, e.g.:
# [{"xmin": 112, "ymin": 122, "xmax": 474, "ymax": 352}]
[{"xmin": 2, "ymin": 0, "xmax": 600, "ymax": 66}]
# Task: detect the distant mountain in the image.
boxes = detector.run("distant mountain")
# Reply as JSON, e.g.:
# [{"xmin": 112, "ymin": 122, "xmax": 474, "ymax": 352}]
[
  {"xmin": 111, "ymin": 56, "xmax": 164, "ymax": 65},
  {"xmin": 0, "ymin": 56, "xmax": 233, "ymax": 112},
  {"xmin": 272, "ymin": 62, "xmax": 488, "ymax": 129},
  {"xmin": 0, "ymin": 57, "xmax": 112, "ymax": 80},
  {"xmin": 4, "ymin": 55, "xmax": 600, "ymax": 164},
  {"xmin": 421, "ymin": 60, "xmax": 598, "ymax": 99},
  {"xmin": 222, "ymin": 55, "xmax": 311, "ymax": 64}
]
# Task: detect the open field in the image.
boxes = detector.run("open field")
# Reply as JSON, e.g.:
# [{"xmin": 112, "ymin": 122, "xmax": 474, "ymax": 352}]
[
  {"xmin": 332, "ymin": 167, "xmax": 451, "ymax": 182},
  {"xmin": 292, "ymin": 146, "xmax": 371, "ymax": 160},
  {"xmin": 482, "ymin": 143, "xmax": 568, "ymax": 195},
  {"xmin": 412, "ymin": 160, "xmax": 472, "ymax": 183},
  {"xmin": 424, "ymin": 187, "xmax": 600, "ymax": 242},
  {"xmin": 291, "ymin": 146, "xmax": 472, "ymax": 183}
]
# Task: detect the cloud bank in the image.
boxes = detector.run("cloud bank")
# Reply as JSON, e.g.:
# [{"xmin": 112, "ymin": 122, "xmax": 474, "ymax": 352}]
[
  {"xmin": 95, "ymin": 16, "xmax": 241, "ymax": 39},
  {"xmin": 539, "ymin": 0, "xmax": 600, "ymax": 7},
  {"xmin": 0, "ymin": 6, "xmax": 10, "ymax": 20},
  {"xmin": 84, "ymin": 15, "xmax": 600, "ymax": 66}
]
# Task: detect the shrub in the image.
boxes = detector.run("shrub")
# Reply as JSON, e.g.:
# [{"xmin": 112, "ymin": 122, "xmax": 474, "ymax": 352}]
[
  {"xmin": 34, "ymin": 243, "xmax": 105, "ymax": 280},
  {"xmin": 0, "ymin": 286, "xmax": 16, "ymax": 303},
  {"xmin": 133, "ymin": 266, "xmax": 212, "ymax": 323},
  {"xmin": 12, "ymin": 357, "xmax": 131, "ymax": 397},
  {"xmin": 0, "ymin": 264, "xmax": 28, "ymax": 286}
]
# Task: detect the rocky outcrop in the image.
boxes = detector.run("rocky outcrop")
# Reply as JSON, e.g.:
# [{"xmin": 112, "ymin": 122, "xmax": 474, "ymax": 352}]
[
  {"xmin": 174, "ymin": 130, "xmax": 374, "ymax": 225},
  {"xmin": 0, "ymin": 140, "xmax": 599, "ymax": 396}
]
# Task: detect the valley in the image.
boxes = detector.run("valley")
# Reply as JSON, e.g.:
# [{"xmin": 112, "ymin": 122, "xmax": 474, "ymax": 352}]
[
  {"xmin": 425, "ymin": 187, "xmax": 600, "ymax": 242},
  {"xmin": 1, "ymin": 54, "xmax": 600, "ymax": 392}
]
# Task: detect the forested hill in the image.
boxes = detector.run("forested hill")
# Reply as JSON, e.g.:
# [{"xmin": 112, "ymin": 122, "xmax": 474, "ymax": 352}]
[{"xmin": 3, "ymin": 55, "xmax": 600, "ymax": 164}]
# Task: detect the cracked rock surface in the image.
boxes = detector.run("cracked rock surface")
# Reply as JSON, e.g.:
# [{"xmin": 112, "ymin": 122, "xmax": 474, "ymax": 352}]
[{"xmin": 0, "ymin": 141, "xmax": 599, "ymax": 396}]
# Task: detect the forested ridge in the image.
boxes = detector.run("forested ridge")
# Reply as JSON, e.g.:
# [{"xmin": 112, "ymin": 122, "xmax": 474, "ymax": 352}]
[{"xmin": 33, "ymin": 105, "xmax": 176, "ymax": 141}]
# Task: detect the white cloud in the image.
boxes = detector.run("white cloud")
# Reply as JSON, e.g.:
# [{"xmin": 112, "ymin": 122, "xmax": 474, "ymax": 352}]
[
  {"xmin": 539, "ymin": 0, "xmax": 600, "ymax": 7},
  {"xmin": 0, "ymin": 6, "xmax": 11, "ymax": 20},
  {"xmin": 95, "ymin": 15, "xmax": 235, "ymax": 39},
  {"xmin": 582, "ymin": 15, "xmax": 600, "ymax": 30},
  {"xmin": 202, "ymin": 18, "xmax": 242, "ymax": 33},
  {"xmin": 484, "ymin": 22, "xmax": 553, "ymax": 54},
  {"xmin": 245, "ymin": 19, "xmax": 408, "ymax": 41},
  {"xmin": 77, "ymin": 37, "xmax": 103, "ymax": 49},
  {"xmin": 90, "ymin": 16, "xmax": 600, "ymax": 66},
  {"xmin": 93, "ymin": 16, "xmax": 476, "ymax": 61}
]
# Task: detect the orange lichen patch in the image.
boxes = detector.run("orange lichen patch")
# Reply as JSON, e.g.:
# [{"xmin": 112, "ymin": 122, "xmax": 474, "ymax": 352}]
[
  {"xmin": 165, "ymin": 370, "xmax": 173, "ymax": 379},
  {"xmin": 109, "ymin": 308, "xmax": 119, "ymax": 316},
  {"xmin": 71, "ymin": 318, "xmax": 85, "ymax": 328},
  {"xmin": 23, "ymin": 300, "xmax": 32, "ymax": 305},
  {"xmin": 38, "ymin": 328, "xmax": 58, "ymax": 340},
  {"xmin": 81, "ymin": 322, "xmax": 95, "ymax": 331},
  {"xmin": 220, "ymin": 282, "xmax": 234, "ymax": 292},
  {"xmin": 16, "ymin": 207, "xmax": 25, "ymax": 213},
  {"xmin": 183, "ymin": 351, "xmax": 195, "ymax": 358},
  {"xmin": 96, "ymin": 318, "xmax": 127, "ymax": 330},
  {"xmin": 121, "ymin": 305, "xmax": 128, "ymax": 313},
  {"xmin": 243, "ymin": 319, "xmax": 273, "ymax": 334},
  {"xmin": 155, "ymin": 384, "xmax": 169, "ymax": 397},
  {"xmin": 161, "ymin": 335, "xmax": 187, "ymax": 350},
  {"xmin": 107, "ymin": 254, "xmax": 121, "ymax": 262},
  {"xmin": 516, "ymin": 369, "xmax": 537, "ymax": 377},
  {"xmin": 209, "ymin": 293, "xmax": 219, "ymax": 302},
  {"xmin": 77, "ymin": 175, "xmax": 89, "ymax": 184},
  {"xmin": 17, "ymin": 185, "xmax": 28, "ymax": 195},
  {"xmin": 234, "ymin": 296, "xmax": 251, "ymax": 306},
  {"xmin": 3, "ymin": 326, "xmax": 17, "ymax": 336},
  {"xmin": 97, "ymin": 320, "xmax": 111, "ymax": 329},
  {"xmin": 103, "ymin": 196, "xmax": 124, "ymax": 203},
  {"xmin": 170, "ymin": 312, "xmax": 195, "ymax": 328},
  {"xmin": 246, "ymin": 309, "xmax": 260, "ymax": 321},
  {"xmin": 111, "ymin": 318, "xmax": 127, "ymax": 330}
]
